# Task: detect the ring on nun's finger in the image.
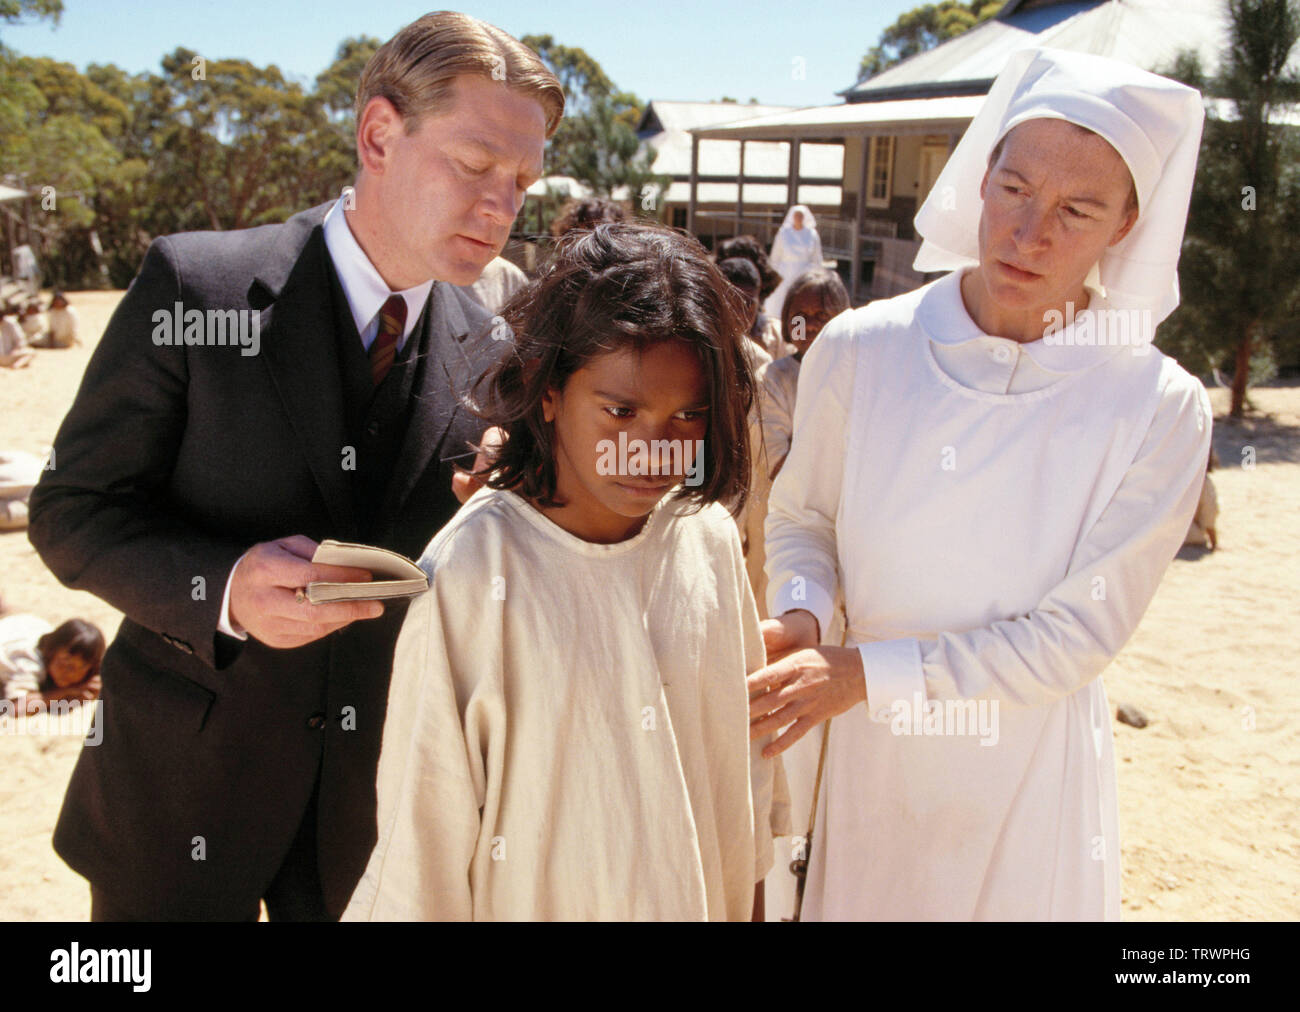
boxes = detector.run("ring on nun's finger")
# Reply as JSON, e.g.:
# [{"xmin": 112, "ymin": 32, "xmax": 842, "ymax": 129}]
[{"xmin": 295, "ymin": 588, "xmax": 307, "ymax": 604}]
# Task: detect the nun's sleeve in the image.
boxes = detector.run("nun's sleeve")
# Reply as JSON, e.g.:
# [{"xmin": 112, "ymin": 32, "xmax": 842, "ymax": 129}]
[{"xmin": 856, "ymin": 366, "xmax": 1213, "ymax": 718}]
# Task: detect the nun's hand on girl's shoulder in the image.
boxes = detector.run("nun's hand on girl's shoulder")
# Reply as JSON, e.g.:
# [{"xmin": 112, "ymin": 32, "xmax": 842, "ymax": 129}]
[{"xmin": 748, "ymin": 645, "xmax": 866, "ymax": 758}]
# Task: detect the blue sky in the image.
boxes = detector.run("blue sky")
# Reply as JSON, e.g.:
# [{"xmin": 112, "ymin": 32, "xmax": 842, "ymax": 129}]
[{"xmin": 2, "ymin": 0, "xmax": 920, "ymax": 107}]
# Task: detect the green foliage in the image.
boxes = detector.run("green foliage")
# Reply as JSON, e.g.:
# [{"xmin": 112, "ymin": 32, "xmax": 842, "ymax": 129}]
[
  {"xmin": 0, "ymin": 34, "xmax": 376, "ymax": 286},
  {"xmin": 521, "ymin": 33, "xmax": 668, "ymax": 211},
  {"xmin": 0, "ymin": 0, "xmax": 61, "ymax": 26},
  {"xmin": 1155, "ymin": 0, "xmax": 1300, "ymax": 414},
  {"xmin": 0, "ymin": 23, "xmax": 666, "ymax": 284},
  {"xmin": 858, "ymin": 0, "xmax": 1001, "ymax": 81}
]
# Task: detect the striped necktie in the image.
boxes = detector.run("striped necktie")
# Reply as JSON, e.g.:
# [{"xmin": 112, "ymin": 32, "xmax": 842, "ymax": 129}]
[{"xmin": 369, "ymin": 294, "xmax": 407, "ymax": 387}]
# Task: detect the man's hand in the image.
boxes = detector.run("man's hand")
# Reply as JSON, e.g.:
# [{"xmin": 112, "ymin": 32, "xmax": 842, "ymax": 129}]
[
  {"xmin": 452, "ymin": 426, "xmax": 506, "ymax": 505},
  {"xmin": 229, "ymin": 535, "xmax": 383, "ymax": 649},
  {"xmin": 748, "ymin": 643, "xmax": 865, "ymax": 759}
]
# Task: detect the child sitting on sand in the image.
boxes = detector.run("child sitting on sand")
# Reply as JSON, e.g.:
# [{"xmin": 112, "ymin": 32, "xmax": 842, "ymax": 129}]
[{"xmin": 0, "ymin": 303, "xmax": 34, "ymax": 369}]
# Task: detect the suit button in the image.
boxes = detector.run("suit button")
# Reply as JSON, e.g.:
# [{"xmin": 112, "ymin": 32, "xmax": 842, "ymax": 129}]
[
  {"xmin": 306, "ymin": 713, "xmax": 326, "ymax": 730},
  {"xmin": 366, "ymin": 420, "xmax": 381, "ymax": 437}
]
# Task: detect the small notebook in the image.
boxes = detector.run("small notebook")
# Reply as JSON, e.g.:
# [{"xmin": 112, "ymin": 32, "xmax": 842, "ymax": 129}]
[{"xmin": 305, "ymin": 540, "xmax": 428, "ymax": 604}]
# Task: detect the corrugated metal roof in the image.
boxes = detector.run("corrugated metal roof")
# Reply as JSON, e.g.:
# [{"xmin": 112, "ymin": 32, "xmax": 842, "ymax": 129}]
[
  {"xmin": 842, "ymin": 0, "xmax": 1230, "ymax": 102},
  {"xmin": 637, "ymin": 100, "xmax": 797, "ymax": 133},
  {"xmin": 687, "ymin": 91, "xmax": 1300, "ymax": 143},
  {"xmin": 692, "ymin": 95, "xmax": 987, "ymax": 140}
]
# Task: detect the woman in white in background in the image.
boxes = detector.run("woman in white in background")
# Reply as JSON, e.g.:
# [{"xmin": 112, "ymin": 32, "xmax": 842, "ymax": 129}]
[
  {"xmin": 763, "ymin": 205, "xmax": 823, "ymax": 321},
  {"xmin": 749, "ymin": 47, "xmax": 1211, "ymax": 920}
]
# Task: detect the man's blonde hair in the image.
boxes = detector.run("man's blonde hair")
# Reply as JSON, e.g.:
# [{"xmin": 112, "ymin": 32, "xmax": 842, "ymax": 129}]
[{"xmin": 355, "ymin": 11, "xmax": 565, "ymax": 138}]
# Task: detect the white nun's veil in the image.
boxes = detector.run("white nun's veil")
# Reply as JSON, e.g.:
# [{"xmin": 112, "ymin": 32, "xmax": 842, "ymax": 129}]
[
  {"xmin": 778, "ymin": 204, "xmax": 817, "ymax": 233},
  {"xmin": 766, "ymin": 205, "xmax": 824, "ymax": 318},
  {"xmin": 913, "ymin": 47, "xmax": 1205, "ymax": 328}
]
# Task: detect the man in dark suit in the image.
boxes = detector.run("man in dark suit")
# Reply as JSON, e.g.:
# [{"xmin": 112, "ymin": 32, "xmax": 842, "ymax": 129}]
[{"xmin": 27, "ymin": 11, "xmax": 564, "ymax": 921}]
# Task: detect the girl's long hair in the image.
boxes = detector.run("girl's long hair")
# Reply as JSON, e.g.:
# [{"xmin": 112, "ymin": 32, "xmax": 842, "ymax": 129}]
[{"xmin": 472, "ymin": 221, "xmax": 756, "ymax": 512}]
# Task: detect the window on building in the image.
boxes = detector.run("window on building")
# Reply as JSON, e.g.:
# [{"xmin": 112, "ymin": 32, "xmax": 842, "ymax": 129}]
[
  {"xmin": 672, "ymin": 207, "xmax": 687, "ymax": 229},
  {"xmin": 867, "ymin": 135, "xmax": 895, "ymax": 209}
]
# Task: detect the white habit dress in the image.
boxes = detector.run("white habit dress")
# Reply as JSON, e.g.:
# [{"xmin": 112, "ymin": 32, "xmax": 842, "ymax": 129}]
[
  {"xmin": 764, "ymin": 206, "xmax": 824, "ymax": 321},
  {"xmin": 765, "ymin": 268, "xmax": 1211, "ymax": 920},
  {"xmin": 343, "ymin": 486, "xmax": 787, "ymax": 921}
]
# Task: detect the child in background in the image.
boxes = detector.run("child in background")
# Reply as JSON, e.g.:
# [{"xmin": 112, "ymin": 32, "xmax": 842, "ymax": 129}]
[
  {"xmin": 762, "ymin": 269, "xmax": 851, "ymax": 480},
  {"xmin": 0, "ymin": 614, "xmax": 105, "ymax": 715},
  {"xmin": 742, "ymin": 269, "xmax": 850, "ymax": 622},
  {"xmin": 0, "ymin": 303, "xmax": 33, "ymax": 369},
  {"xmin": 715, "ymin": 235, "xmax": 787, "ymax": 359},
  {"xmin": 20, "ymin": 301, "xmax": 48, "ymax": 345},
  {"xmin": 343, "ymin": 221, "xmax": 787, "ymax": 921},
  {"xmin": 750, "ymin": 268, "xmax": 849, "ymax": 920},
  {"xmin": 716, "ymin": 257, "xmax": 773, "ymax": 375},
  {"xmin": 43, "ymin": 292, "xmax": 81, "ymax": 348}
]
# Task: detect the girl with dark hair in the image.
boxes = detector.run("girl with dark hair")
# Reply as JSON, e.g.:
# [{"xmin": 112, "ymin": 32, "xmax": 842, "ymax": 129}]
[
  {"xmin": 716, "ymin": 234, "xmax": 781, "ymax": 301},
  {"xmin": 1, "ymin": 614, "xmax": 104, "ymax": 714},
  {"xmin": 716, "ymin": 235, "xmax": 787, "ymax": 357},
  {"xmin": 715, "ymin": 257, "xmax": 773, "ymax": 374},
  {"xmin": 345, "ymin": 221, "xmax": 787, "ymax": 921}
]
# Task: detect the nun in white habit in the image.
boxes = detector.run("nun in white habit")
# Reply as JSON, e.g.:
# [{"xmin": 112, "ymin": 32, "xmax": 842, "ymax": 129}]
[
  {"xmin": 749, "ymin": 47, "xmax": 1211, "ymax": 920},
  {"xmin": 763, "ymin": 205, "xmax": 823, "ymax": 320}
]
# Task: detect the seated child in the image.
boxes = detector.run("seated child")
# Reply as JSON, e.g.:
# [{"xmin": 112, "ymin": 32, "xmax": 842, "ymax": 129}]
[
  {"xmin": 42, "ymin": 292, "xmax": 81, "ymax": 349},
  {"xmin": 343, "ymin": 221, "xmax": 788, "ymax": 921},
  {"xmin": 20, "ymin": 300, "xmax": 48, "ymax": 344}
]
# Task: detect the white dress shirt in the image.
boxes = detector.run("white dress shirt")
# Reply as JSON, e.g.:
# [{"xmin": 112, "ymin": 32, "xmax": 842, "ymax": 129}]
[
  {"xmin": 765, "ymin": 267, "xmax": 1211, "ymax": 919},
  {"xmin": 217, "ymin": 199, "xmax": 435, "ymax": 639}
]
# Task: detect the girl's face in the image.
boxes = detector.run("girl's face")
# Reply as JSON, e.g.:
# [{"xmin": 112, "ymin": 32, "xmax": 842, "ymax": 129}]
[
  {"xmin": 539, "ymin": 340, "xmax": 710, "ymax": 543},
  {"xmin": 784, "ymin": 289, "xmax": 838, "ymax": 358},
  {"xmin": 47, "ymin": 649, "xmax": 92, "ymax": 688}
]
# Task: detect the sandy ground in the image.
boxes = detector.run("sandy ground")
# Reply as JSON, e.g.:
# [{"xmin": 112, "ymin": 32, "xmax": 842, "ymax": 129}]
[{"xmin": 0, "ymin": 290, "xmax": 1296, "ymax": 920}]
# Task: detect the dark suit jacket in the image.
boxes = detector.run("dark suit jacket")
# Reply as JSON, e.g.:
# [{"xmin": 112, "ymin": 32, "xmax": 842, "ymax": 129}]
[{"xmin": 28, "ymin": 202, "xmax": 502, "ymax": 919}]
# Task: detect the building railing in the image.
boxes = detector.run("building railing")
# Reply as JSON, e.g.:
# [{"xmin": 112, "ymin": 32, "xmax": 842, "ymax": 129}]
[{"xmin": 692, "ymin": 210, "xmax": 897, "ymax": 259}]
